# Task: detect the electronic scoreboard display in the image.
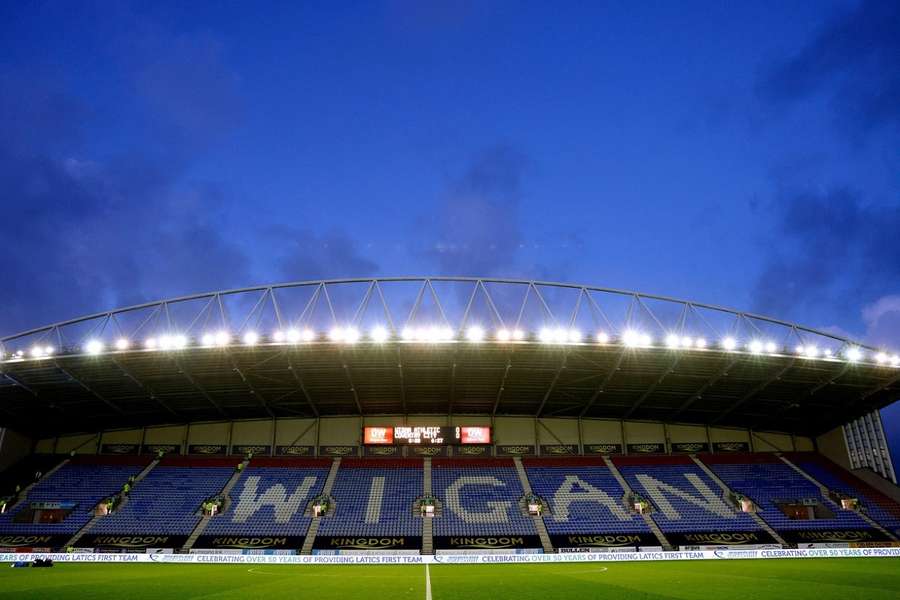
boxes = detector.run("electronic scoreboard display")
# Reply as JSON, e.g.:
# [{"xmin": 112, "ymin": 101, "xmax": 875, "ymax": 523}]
[{"xmin": 363, "ymin": 426, "xmax": 491, "ymax": 445}]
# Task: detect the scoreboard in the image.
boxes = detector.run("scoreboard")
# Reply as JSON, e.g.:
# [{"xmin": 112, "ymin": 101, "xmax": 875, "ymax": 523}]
[{"xmin": 363, "ymin": 426, "xmax": 491, "ymax": 445}]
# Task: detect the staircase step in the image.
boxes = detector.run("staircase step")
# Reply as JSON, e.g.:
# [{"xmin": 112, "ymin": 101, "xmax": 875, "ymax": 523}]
[
  {"xmin": 301, "ymin": 457, "xmax": 341, "ymax": 555},
  {"xmin": 603, "ymin": 456, "xmax": 673, "ymax": 551},
  {"xmin": 182, "ymin": 458, "xmax": 250, "ymax": 551}
]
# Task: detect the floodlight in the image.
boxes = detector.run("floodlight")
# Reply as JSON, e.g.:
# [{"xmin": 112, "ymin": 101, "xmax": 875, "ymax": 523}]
[
  {"xmin": 401, "ymin": 327, "xmax": 415, "ymax": 341},
  {"xmin": 145, "ymin": 337, "xmax": 158, "ymax": 350},
  {"xmin": 213, "ymin": 331, "xmax": 229, "ymax": 346},
  {"xmin": 845, "ymin": 347, "xmax": 862, "ymax": 362},
  {"xmin": 44, "ymin": 346, "xmax": 54, "ymax": 356},
  {"xmin": 370, "ymin": 326, "xmax": 389, "ymax": 343},
  {"xmin": 681, "ymin": 336, "xmax": 692, "ymax": 348},
  {"xmin": 596, "ymin": 331, "xmax": 610, "ymax": 344},
  {"xmin": 286, "ymin": 329, "xmax": 301, "ymax": 343},
  {"xmin": 749, "ymin": 340, "xmax": 763, "ymax": 354},
  {"xmin": 301, "ymin": 328, "xmax": 316, "ymax": 342},
  {"xmin": 512, "ymin": 329, "xmax": 525, "ymax": 341},
  {"xmin": 30, "ymin": 347, "xmax": 45, "ymax": 358},
  {"xmin": 466, "ymin": 326, "xmax": 485, "ymax": 342},
  {"xmin": 622, "ymin": 330, "xmax": 641, "ymax": 347},
  {"xmin": 172, "ymin": 335, "xmax": 188, "ymax": 349},
  {"xmin": 496, "ymin": 329, "xmax": 511, "ymax": 342},
  {"xmin": 343, "ymin": 327, "xmax": 360, "ymax": 344},
  {"xmin": 202, "ymin": 333, "xmax": 215, "ymax": 346},
  {"xmin": 765, "ymin": 341, "xmax": 778, "ymax": 353},
  {"xmin": 85, "ymin": 340, "xmax": 104, "ymax": 355},
  {"xmin": 568, "ymin": 329, "xmax": 583, "ymax": 343},
  {"xmin": 892, "ymin": 355, "xmax": 900, "ymax": 367},
  {"xmin": 328, "ymin": 328, "xmax": 344, "ymax": 342},
  {"xmin": 876, "ymin": 352, "xmax": 888, "ymax": 364},
  {"xmin": 272, "ymin": 330, "xmax": 285, "ymax": 342},
  {"xmin": 666, "ymin": 334, "xmax": 680, "ymax": 348},
  {"xmin": 539, "ymin": 328, "xmax": 555, "ymax": 343},
  {"xmin": 243, "ymin": 331, "xmax": 259, "ymax": 346},
  {"xmin": 115, "ymin": 338, "xmax": 130, "ymax": 351},
  {"xmin": 694, "ymin": 338, "xmax": 707, "ymax": 348},
  {"xmin": 721, "ymin": 337, "xmax": 737, "ymax": 351},
  {"xmin": 804, "ymin": 346, "xmax": 818, "ymax": 358}
]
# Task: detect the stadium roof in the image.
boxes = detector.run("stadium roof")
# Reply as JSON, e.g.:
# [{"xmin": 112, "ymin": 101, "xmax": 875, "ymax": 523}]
[{"xmin": 1, "ymin": 277, "xmax": 898, "ymax": 437}]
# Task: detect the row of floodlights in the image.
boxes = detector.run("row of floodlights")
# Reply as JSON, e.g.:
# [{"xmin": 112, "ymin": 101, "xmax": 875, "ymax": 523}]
[{"xmin": 2, "ymin": 328, "xmax": 898, "ymax": 367}]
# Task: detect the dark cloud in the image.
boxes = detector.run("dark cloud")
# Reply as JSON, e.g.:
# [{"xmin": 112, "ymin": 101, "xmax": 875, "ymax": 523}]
[
  {"xmin": 272, "ymin": 227, "xmax": 380, "ymax": 282},
  {"xmin": 758, "ymin": 0, "xmax": 900, "ymax": 135},
  {"xmin": 751, "ymin": 188, "xmax": 900, "ymax": 321},
  {"xmin": 0, "ymin": 28, "xmax": 249, "ymax": 336},
  {"xmin": 424, "ymin": 145, "xmax": 529, "ymax": 276}
]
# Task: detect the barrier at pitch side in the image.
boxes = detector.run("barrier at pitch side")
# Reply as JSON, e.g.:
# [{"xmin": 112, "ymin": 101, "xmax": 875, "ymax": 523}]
[{"xmin": 2, "ymin": 548, "xmax": 900, "ymax": 565}]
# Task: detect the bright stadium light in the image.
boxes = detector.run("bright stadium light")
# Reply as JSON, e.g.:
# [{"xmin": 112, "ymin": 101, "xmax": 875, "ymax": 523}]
[
  {"xmin": 666, "ymin": 334, "xmax": 680, "ymax": 348},
  {"xmin": 622, "ymin": 330, "xmax": 641, "ymax": 347},
  {"xmin": 596, "ymin": 331, "xmax": 609, "ymax": 344},
  {"xmin": 115, "ymin": 338, "xmax": 130, "ymax": 351},
  {"xmin": 215, "ymin": 330, "xmax": 230, "ymax": 346},
  {"xmin": 466, "ymin": 326, "xmax": 485, "ymax": 342},
  {"xmin": 804, "ymin": 346, "xmax": 818, "ymax": 358},
  {"xmin": 749, "ymin": 340, "xmax": 763, "ymax": 354},
  {"xmin": 765, "ymin": 341, "xmax": 778, "ymax": 354},
  {"xmin": 496, "ymin": 328, "xmax": 511, "ymax": 342},
  {"xmin": 172, "ymin": 335, "xmax": 188, "ymax": 349},
  {"xmin": 343, "ymin": 327, "xmax": 360, "ymax": 344},
  {"xmin": 553, "ymin": 328, "xmax": 568, "ymax": 344},
  {"xmin": 301, "ymin": 328, "xmax": 316, "ymax": 342},
  {"xmin": 568, "ymin": 329, "xmax": 582, "ymax": 343},
  {"xmin": 401, "ymin": 327, "xmax": 415, "ymax": 341},
  {"xmin": 328, "ymin": 327, "xmax": 344, "ymax": 342},
  {"xmin": 539, "ymin": 328, "xmax": 555, "ymax": 344},
  {"xmin": 30, "ymin": 347, "xmax": 45, "ymax": 358},
  {"xmin": 243, "ymin": 331, "xmax": 259, "ymax": 346},
  {"xmin": 892, "ymin": 355, "xmax": 900, "ymax": 368},
  {"xmin": 44, "ymin": 346, "xmax": 55, "ymax": 356},
  {"xmin": 272, "ymin": 330, "xmax": 285, "ymax": 342},
  {"xmin": 721, "ymin": 337, "xmax": 737, "ymax": 351},
  {"xmin": 286, "ymin": 329, "xmax": 301, "ymax": 343},
  {"xmin": 512, "ymin": 329, "xmax": 525, "ymax": 341},
  {"xmin": 876, "ymin": 352, "xmax": 888, "ymax": 364},
  {"xmin": 694, "ymin": 337, "xmax": 707, "ymax": 348},
  {"xmin": 370, "ymin": 325, "xmax": 389, "ymax": 343},
  {"xmin": 145, "ymin": 337, "xmax": 158, "ymax": 350},
  {"xmin": 681, "ymin": 336, "xmax": 693, "ymax": 348},
  {"xmin": 823, "ymin": 348, "xmax": 833, "ymax": 358},
  {"xmin": 845, "ymin": 347, "xmax": 862, "ymax": 362},
  {"xmin": 640, "ymin": 333, "xmax": 652, "ymax": 346},
  {"xmin": 85, "ymin": 339, "xmax": 104, "ymax": 355},
  {"xmin": 201, "ymin": 333, "xmax": 215, "ymax": 346}
]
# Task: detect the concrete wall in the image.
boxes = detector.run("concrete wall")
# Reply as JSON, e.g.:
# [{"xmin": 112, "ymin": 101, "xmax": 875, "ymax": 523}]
[{"xmin": 33, "ymin": 416, "xmax": 818, "ymax": 455}]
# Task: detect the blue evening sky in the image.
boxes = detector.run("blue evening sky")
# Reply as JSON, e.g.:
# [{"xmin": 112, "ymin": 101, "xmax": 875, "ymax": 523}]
[{"xmin": 1, "ymin": 1, "xmax": 898, "ymax": 456}]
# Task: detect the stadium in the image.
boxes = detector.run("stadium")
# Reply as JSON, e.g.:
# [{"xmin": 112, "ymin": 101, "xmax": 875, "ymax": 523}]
[{"xmin": 1, "ymin": 277, "xmax": 899, "ymax": 599}]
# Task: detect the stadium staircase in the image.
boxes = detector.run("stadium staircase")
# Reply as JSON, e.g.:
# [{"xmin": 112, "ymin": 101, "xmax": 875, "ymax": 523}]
[
  {"xmin": 422, "ymin": 457, "xmax": 433, "ymax": 555},
  {"xmin": 513, "ymin": 457, "xmax": 554, "ymax": 553},
  {"xmin": 778, "ymin": 454, "xmax": 898, "ymax": 542},
  {"xmin": 66, "ymin": 457, "xmax": 161, "ymax": 548},
  {"xmin": 602, "ymin": 456, "xmax": 672, "ymax": 550},
  {"xmin": 6, "ymin": 457, "xmax": 70, "ymax": 512},
  {"xmin": 300, "ymin": 457, "xmax": 342, "ymax": 555},
  {"xmin": 182, "ymin": 457, "xmax": 250, "ymax": 551},
  {"xmin": 690, "ymin": 455, "xmax": 786, "ymax": 546}
]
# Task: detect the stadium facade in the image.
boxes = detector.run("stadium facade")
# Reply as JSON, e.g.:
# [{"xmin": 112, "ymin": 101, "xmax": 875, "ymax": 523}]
[{"xmin": 0, "ymin": 278, "xmax": 898, "ymax": 555}]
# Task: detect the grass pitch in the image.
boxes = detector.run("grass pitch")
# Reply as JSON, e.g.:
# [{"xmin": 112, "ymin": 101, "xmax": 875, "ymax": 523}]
[{"xmin": 1, "ymin": 558, "xmax": 898, "ymax": 599}]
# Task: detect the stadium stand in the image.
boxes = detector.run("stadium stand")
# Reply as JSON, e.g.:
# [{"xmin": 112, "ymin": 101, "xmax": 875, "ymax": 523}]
[
  {"xmin": 317, "ymin": 458, "xmax": 423, "ymax": 537},
  {"xmin": 432, "ymin": 458, "xmax": 536, "ymax": 537},
  {"xmin": 524, "ymin": 457, "xmax": 651, "ymax": 535},
  {"xmin": 0, "ymin": 456, "xmax": 149, "ymax": 534},
  {"xmin": 91, "ymin": 457, "xmax": 236, "ymax": 536},
  {"xmin": 785, "ymin": 452, "xmax": 900, "ymax": 536},
  {"xmin": 613, "ymin": 455, "xmax": 761, "ymax": 534},
  {"xmin": 0, "ymin": 454, "xmax": 66, "ymax": 497},
  {"xmin": 700, "ymin": 453, "xmax": 872, "ymax": 532},
  {"xmin": 202, "ymin": 458, "xmax": 330, "ymax": 539}
]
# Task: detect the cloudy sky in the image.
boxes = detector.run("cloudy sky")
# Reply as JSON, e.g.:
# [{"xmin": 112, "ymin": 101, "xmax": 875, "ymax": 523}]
[{"xmin": 1, "ymin": 1, "xmax": 898, "ymax": 456}]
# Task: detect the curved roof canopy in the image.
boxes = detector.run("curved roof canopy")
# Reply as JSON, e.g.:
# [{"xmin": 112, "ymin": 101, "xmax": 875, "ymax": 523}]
[{"xmin": 0, "ymin": 277, "xmax": 897, "ymax": 436}]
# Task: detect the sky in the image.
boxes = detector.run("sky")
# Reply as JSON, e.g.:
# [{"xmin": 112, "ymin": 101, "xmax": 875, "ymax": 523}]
[{"xmin": 0, "ymin": 1, "xmax": 898, "ymax": 460}]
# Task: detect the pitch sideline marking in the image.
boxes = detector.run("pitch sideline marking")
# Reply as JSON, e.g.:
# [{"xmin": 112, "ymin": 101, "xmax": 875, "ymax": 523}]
[{"xmin": 425, "ymin": 563, "xmax": 432, "ymax": 600}]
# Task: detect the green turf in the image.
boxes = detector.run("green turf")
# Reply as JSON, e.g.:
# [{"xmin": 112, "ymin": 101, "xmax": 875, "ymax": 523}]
[{"xmin": 0, "ymin": 558, "xmax": 897, "ymax": 599}]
